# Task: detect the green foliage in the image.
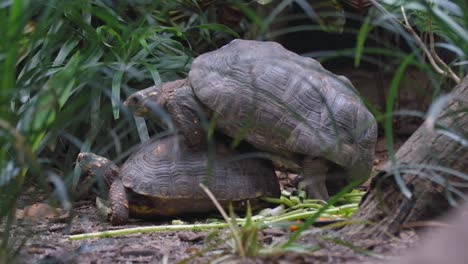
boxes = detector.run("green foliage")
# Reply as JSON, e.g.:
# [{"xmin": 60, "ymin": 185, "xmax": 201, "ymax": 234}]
[
  {"xmin": 378, "ymin": 0, "xmax": 467, "ymax": 64},
  {"xmin": 2, "ymin": 0, "xmax": 468, "ymax": 261},
  {"xmin": 225, "ymin": 203, "xmax": 264, "ymax": 258},
  {"xmin": 359, "ymin": 0, "xmax": 468, "ymax": 201},
  {"xmin": 0, "ymin": 0, "xmax": 250, "ymax": 261},
  {"xmin": 385, "ymin": 53, "xmax": 417, "ymax": 199}
]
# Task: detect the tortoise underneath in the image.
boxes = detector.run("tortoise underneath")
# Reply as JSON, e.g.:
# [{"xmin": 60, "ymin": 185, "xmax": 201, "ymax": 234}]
[{"xmin": 77, "ymin": 135, "xmax": 280, "ymax": 225}]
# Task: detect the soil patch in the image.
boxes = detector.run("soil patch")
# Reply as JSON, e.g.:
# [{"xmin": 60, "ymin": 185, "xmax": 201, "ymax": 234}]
[{"xmin": 7, "ymin": 137, "xmax": 421, "ymax": 263}]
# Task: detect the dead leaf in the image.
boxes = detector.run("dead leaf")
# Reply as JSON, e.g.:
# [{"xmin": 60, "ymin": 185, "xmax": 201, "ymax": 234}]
[{"xmin": 16, "ymin": 203, "xmax": 68, "ymax": 220}]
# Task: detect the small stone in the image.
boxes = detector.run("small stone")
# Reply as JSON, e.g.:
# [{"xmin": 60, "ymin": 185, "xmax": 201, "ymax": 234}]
[{"xmin": 178, "ymin": 231, "xmax": 206, "ymax": 242}]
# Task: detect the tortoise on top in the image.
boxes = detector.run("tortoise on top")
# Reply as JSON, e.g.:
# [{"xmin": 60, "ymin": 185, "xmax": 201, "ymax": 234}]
[
  {"xmin": 77, "ymin": 135, "xmax": 280, "ymax": 225},
  {"xmin": 125, "ymin": 39, "xmax": 377, "ymax": 200}
]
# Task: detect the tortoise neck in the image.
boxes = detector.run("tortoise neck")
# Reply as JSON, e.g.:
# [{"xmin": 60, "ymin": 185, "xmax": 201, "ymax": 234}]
[
  {"xmin": 101, "ymin": 162, "xmax": 120, "ymax": 187},
  {"xmin": 87, "ymin": 160, "xmax": 120, "ymax": 188}
]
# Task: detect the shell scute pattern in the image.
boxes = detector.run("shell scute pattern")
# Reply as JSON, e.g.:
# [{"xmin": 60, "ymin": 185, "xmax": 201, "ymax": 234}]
[
  {"xmin": 189, "ymin": 39, "xmax": 376, "ymax": 171},
  {"xmin": 119, "ymin": 136, "xmax": 280, "ymax": 201}
]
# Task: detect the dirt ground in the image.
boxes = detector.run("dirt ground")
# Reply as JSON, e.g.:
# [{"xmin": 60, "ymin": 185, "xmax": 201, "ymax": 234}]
[
  {"xmin": 10, "ymin": 200, "xmax": 419, "ymax": 264},
  {"xmin": 8, "ymin": 205, "xmax": 418, "ymax": 263},
  {"xmin": 4, "ymin": 137, "xmax": 428, "ymax": 264}
]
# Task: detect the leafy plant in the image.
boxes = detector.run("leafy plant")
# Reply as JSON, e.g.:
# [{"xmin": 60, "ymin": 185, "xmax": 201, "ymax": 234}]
[
  {"xmin": 0, "ymin": 0, "xmax": 251, "ymax": 261},
  {"xmin": 3, "ymin": 0, "xmax": 467, "ymax": 262},
  {"xmin": 359, "ymin": 0, "xmax": 467, "ymax": 200}
]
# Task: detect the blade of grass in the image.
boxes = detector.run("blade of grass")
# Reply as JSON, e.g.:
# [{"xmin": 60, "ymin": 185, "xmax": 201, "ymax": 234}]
[
  {"xmin": 199, "ymin": 183, "xmax": 246, "ymax": 258},
  {"xmin": 53, "ymin": 39, "xmax": 79, "ymax": 66},
  {"xmin": 111, "ymin": 69, "xmax": 124, "ymax": 119},
  {"xmin": 134, "ymin": 116, "xmax": 149, "ymax": 143},
  {"xmin": 142, "ymin": 62, "xmax": 162, "ymax": 86},
  {"xmin": 386, "ymin": 53, "xmax": 416, "ymax": 199},
  {"xmin": 191, "ymin": 24, "xmax": 240, "ymax": 38},
  {"xmin": 2, "ymin": 0, "xmax": 24, "ymax": 104},
  {"xmin": 355, "ymin": 15, "xmax": 373, "ymax": 67}
]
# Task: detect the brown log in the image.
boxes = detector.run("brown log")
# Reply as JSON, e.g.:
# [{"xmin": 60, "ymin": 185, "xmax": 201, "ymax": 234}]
[{"xmin": 342, "ymin": 75, "xmax": 468, "ymax": 238}]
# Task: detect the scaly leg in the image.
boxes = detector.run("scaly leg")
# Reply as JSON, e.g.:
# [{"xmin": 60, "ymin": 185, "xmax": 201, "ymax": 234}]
[
  {"xmin": 109, "ymin": 179, "xmax": 129, "ymax": 225},
  {"xmin": 301, "ymin": 157, "xmax": 329, "ymax": 200}
]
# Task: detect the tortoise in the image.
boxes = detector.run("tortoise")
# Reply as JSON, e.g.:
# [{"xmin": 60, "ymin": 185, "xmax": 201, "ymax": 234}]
[
  {"xmin": 124, "ymin": 39, "xmax": 377, "ymax": 200},
  {"xmin": 77, "ymin": 135, "xmax": 280, "ymax": 225}
]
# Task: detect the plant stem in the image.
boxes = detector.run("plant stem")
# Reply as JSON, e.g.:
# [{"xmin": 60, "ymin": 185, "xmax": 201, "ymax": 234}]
[
  {"xmin": 69, "ymin": 222, "xmax": 228, "ymax": 240},
  {"xmin": 68, "ymin": 205, "xmax": 357, "ymax": 241}
]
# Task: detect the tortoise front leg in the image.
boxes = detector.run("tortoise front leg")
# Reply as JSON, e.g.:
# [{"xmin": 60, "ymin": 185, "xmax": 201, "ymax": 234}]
[
  {"xmin": 301, "ymin": 157, "xmax": 329, "ymax": 200},
  {"xmin": 109, "ymin": 179, "xmax": 129, "ymax": 225},
  {"xmin": 166, "ymin": 88, "xmax": 207, "ymax": 148}
]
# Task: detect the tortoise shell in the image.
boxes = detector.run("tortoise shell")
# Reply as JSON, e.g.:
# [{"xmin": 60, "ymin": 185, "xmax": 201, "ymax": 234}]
[
  {"xmin": 188, "ymin": 39, "xmax": 377, "ymax": 178},
  {"xmin": 119, "ymin": 135, "xmax": 280, "ymax": 216}
]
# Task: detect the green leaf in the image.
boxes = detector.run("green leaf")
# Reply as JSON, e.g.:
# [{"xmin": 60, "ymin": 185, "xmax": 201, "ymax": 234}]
[
  {"xmin": 2, "ymin": 0, "xmax": 24, "ymax": 101},
  {"xmin": 355, "ymin": 16, "xmax": 373, "ymax": 67},
  {"xmin": 385, "ymin": 53, "xmax": 416, "ymax": 199},
  {"xmin": 134, "ymin": 116, "xmax": 150, "ymax": 143},
  {"xmin": 142, "ymin": 62, "xmax": 162, "ymax": 86},
  {"xmin": 112, "ymin": 70, "xmax": 124, "ymax": 119},
  {"xmin": 96, "ymin": 25, "xmax": 123, "ymax": 48},
  {"xmin": 157, "ymin": 26, "xmax": 184, "ymax": 37},
  {"xmin": 191, "ymin": 24, "xmax": 240, "ymax": 38},
  {"xmin": 233, "ymin": 2, "xmax": 263, "ymax": 27},
  {"xmin": 433, "ymin": 7, "xmax": 468, "ymax": 42},
  {"xmin": 53, "ymin": 39, "xmax": 79, "ymax": 66},
  {"xmin": 138, "ymin": 37, "xmax": 152, "ymax": 55},
  {"xmin": 54, "ymin": 52, "xmax": 81, "ymax": 108},
  {"xmin": 20, "ymin": 52, "xmax": 81, "ymax": 143}
]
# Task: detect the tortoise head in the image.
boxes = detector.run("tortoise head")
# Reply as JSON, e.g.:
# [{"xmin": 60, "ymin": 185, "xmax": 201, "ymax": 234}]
[
  {"xmin": 76, "ymin": 152, "xmax": 119, "ymax": 187},
  {"xmin": 124, "ymin": 78, "xmax": 188, "ymax": 118},
  {"xmin": 77, "ymin": 152, "xmax": 110, "ymax": 172},
  {"xmin": 124, "ymin": 84, "xmax": 165, "ymax": 117}
]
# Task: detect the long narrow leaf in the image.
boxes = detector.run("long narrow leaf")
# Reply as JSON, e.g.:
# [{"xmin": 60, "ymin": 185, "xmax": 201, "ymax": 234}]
[
  {"xmin": 355, "ymin": 16, "xmax": 373, "ymax": 67},
  {"xmin": 142, "ymin": 62, "xmax": 162, "ymax": 86},
  {"xmin": 191, "ymin": 24, "xmax": 240, "ymax": 38},
  {"xmin": 134, "ymin": 116, "xmax": 150, "ymax": 143},
  {"xmin": 433, "ymin": 7, "xmax": 468, "ymax": 42},
  {"xmin": 112, "ymin": 69, "xmax": 124, "ymax": 119},
  {"xmin": 386, "ymin": 54, "xmax": 416, "ymax": 199}
]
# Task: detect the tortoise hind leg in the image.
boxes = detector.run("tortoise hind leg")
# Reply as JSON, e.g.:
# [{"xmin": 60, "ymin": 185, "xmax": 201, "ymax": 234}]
[
  {"xmin": 302, "ymin": 157, "xmax": 329, "ymax": 200},
  {"xmin": 109, "ymin": 179, "xmax": 129, "ymax": 225}
]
